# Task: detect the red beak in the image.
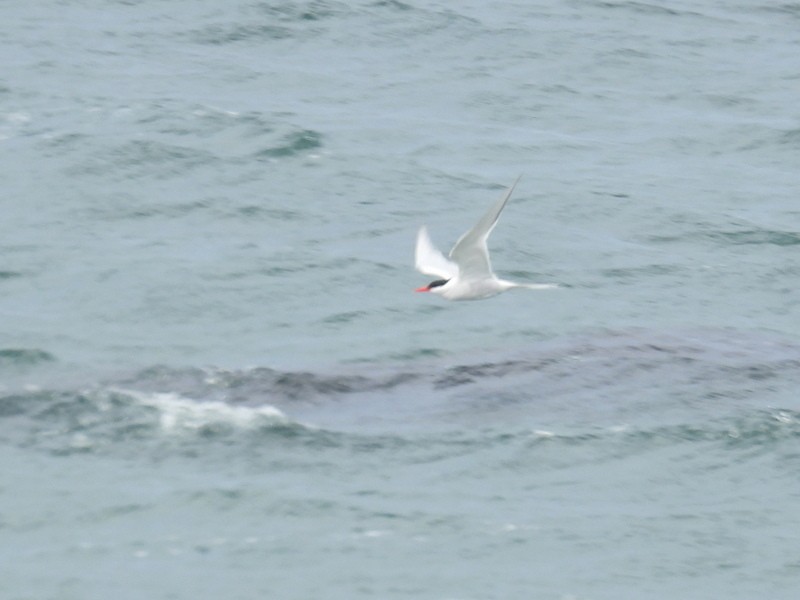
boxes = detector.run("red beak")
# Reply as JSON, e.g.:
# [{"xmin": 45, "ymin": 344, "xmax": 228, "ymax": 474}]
[{"xmin": 414, "ymin": 286, "xmax": 430, "ymax": 292}]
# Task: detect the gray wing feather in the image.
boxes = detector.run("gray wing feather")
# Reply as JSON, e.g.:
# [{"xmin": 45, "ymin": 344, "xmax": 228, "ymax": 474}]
[{"xmin": 449, "ymin": 176, "xmax": 520, "ymax": 279}]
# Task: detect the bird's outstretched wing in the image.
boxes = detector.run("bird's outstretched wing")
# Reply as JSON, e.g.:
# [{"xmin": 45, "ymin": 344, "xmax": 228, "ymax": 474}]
[
  {"xmin": 449, "ymin": 176, "xmax": 520, "ymax": 280},
  {"xmin": 415, "ymin": 226, "xmax": 459, "ymax": 279}
]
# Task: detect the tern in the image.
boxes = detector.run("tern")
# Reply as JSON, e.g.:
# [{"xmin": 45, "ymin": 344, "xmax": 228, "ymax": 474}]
[{"xmin": 414, "ymin": 177, "xmax": 557, "ymax": 300}]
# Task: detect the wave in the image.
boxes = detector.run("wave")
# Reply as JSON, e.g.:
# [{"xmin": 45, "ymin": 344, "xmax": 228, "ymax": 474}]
[
  {"xmin": 1, "ymin": 387, "xmax": 798, "ymax": 465},
  {"xmin": 643, "ymin": 219, "xmax": 800, "ymax": 247},
  {"xmin": 254, "ymin": 129, "xmax": 323, "ymax": 159},
  {"xmin": 187, "ymin": 1, "xmax": 352, "ymax": 45},
  {"xmin": 72, "ymin": 139, "xmax": 217, "ymax": 180},
  {"xmin": 2, "ymin": 329, "xmax": 800, "ymax": 457},
  {"xmin": 115, "ymin": 389, "xmax": 290, "ymax": 433},
  {"xmin": 0, "ymin": 386, "xmax": 302, "ymax": 457},
  {"xmin": 0, "ymin": 348, "xmax": 56, "ymax": 367}
]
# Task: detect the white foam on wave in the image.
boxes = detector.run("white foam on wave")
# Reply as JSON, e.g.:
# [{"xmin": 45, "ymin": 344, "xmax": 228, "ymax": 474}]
[{"xmin": 114, "ymin": 389, "xmax": 290, "ymax": 433}]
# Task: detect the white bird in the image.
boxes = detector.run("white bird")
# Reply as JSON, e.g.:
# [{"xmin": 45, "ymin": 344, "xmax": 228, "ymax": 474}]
[{"xmin": 414, "ymin": 177, "xmax": 557, "ymax": 300}]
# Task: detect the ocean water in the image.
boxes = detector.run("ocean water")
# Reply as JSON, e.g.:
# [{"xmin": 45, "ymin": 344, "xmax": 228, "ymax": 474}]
[{"xmin": 2, "ymin": 0, "xmax": 800, "ymax": 598}]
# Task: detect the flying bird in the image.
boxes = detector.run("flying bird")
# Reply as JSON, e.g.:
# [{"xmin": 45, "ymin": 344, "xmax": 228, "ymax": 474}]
[{"xmin": 414, "ymin": 177, "xmax": 557, "ymax": 300}]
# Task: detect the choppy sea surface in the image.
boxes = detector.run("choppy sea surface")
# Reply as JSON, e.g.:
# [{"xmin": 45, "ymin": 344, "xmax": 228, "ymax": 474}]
[{"xmin": 3, "ymin": 1, "xmax": 800, "ymax": 598}]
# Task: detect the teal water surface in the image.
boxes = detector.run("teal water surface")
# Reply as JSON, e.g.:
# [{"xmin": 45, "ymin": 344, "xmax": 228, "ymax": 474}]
[{"xmin": 2, "ymin": 1, "xmax": 800, "ymax": 599}]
